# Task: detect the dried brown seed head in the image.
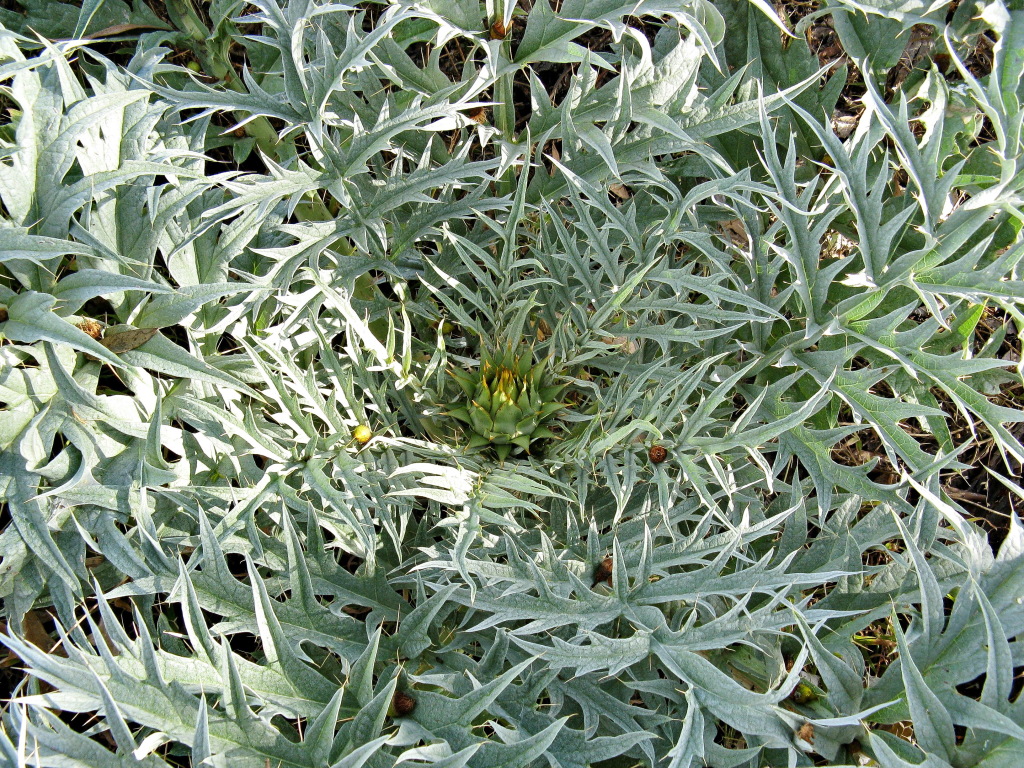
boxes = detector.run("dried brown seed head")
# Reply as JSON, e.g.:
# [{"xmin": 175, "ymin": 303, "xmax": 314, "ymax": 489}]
[
  {"xmin": 391, "ymin": 690, "xmax": 416, "ymax": 717},
  {"xmin": 591, "ymin": 555, "xmax": 613, "ymax": 588},
  {"xmin": 797, "ymin": 721, "xmax": 815, "ymax": 744},
  {"xmin": 490, "ymin": 19, "xmax": 508, "ymax": 39},
  {"xmin": 76, "ymin": 319, "xmax": 103, "ymax": 340},
  {"xmin": 648, "ymin": 445, "xmax": 668, "ymax": 463}
]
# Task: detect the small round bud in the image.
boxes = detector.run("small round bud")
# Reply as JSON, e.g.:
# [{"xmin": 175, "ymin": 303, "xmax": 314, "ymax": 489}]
[
  {"xmin": 789, "ymin": 682, "xmax": 817, "ymax": 705},
  {"xmin": 648, "ymin": 445, "xmax": 668, "ymax": 464},
  {"xmin": 353, "ymin": 425, "xmax": 372, "ymax": 445},
  {"xmin": 185, "ymin": 61, "xmax": 201, "ymax": 73}
]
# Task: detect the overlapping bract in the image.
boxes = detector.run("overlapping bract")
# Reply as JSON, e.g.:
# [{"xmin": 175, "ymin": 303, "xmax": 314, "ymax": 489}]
[{"xmin": 448, "ymin": 347, "xmax": 564, "ymax": 460}]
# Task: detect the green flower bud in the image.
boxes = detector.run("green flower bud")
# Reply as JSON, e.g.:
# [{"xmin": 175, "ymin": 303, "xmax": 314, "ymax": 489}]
[{"xmin": 448, "ymin": 345, "xmax": 565, "ymax": 458}]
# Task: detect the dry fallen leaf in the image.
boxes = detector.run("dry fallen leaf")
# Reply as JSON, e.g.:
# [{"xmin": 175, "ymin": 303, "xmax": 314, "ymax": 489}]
[
  {"xmin": 99, "ymin": 327, "xmax": 158, "ymax": 354},
  {"xmin": 718, "ymin": 218, "xmax": 749, "ymax": 248},
  {"xmin": 82, "ymin": 23, "xmax": 169, "ymax": 40},
  {"xmin": 601, "ymin": 335, "xmax": 639, "ymax": 354},
  {"xmin": 833, "ymin": 114, "xmax": 859, "ymax": 139},
  {"xmin": 609, "ymin": 183, "xmax": 631, "ymax": 200},
  {"xmin": 23, "ymin": 610, "xmax": 64, "ymax": 656}
]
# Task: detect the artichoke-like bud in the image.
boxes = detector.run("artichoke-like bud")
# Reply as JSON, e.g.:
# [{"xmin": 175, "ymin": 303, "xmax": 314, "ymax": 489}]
[{"xmin": 448, "ymin": 346, "xmax": 564, "ymax": 460}]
